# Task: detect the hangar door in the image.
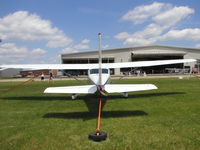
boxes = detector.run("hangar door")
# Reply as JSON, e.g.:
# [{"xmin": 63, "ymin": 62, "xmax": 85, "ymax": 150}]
[
  {"xmin": 130, "ymin": 51, "xmax": 185, "ymax": 74},
  {"xmin": 62, "ymin": 58, "xmax": 114, "ymax": 75}
]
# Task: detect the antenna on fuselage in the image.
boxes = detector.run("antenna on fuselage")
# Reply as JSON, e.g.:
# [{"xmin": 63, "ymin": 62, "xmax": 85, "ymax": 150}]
[{"xmin": 98, "ymin": 33, "xmax": 102, "ymax": 85}]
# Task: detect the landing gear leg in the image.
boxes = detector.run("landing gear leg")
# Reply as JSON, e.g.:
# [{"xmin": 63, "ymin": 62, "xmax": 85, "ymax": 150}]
[
  {"xmin": 71, "ymin": 94, "xmax": 78, "ymax": 99},
  {"xmin": 122, "ymin": 92, "xmax": 128, "ymax": 98}
]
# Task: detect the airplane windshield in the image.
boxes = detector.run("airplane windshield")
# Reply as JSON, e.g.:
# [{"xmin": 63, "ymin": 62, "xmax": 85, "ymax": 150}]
[{"xmin": 90, "ymin": 68, "xmax": 108, "ymax": 74}]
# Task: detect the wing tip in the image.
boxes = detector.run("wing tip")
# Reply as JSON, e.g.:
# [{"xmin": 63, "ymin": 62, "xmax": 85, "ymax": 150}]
[{"xmin": 44, "ymin": 88, "xmax": 51, "ymax": 93}]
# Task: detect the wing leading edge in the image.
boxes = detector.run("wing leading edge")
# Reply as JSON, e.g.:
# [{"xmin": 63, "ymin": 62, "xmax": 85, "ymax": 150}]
[
  {"xmin": 0, "ymin": 59, "xmax": 196, "ymax": 70},
  {"xmin": 102, "ymin": 59, "xmax": 196, "ymax": 69},
  {"xmin": 0, "ymin": 64, "xmax": 99, "ymax": 70}
]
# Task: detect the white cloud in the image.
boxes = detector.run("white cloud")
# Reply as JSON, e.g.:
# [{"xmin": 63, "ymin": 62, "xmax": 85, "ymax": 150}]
[
  {"xmin": 121, "ymin": 2, "xmax": 166, "ymax": 24},
  {"xmin": 124, "ymin": 37, "xmax": 156, "ymax": 46},
  {"xmin": 116, "ymin": 2, "xmax": 197, "ymax": 47},
  {"xmin": 132, "ymin": 24, "xmax": 164, "ymax": 39},
  {"xmin": 61, "ymin": 46, "xmax": 78, "ymax": 54},
  {"xmin": 160, "ymin": 28, "xmax": 200, "ymax": 41},
  {"xmin": 102, "ymin": 44, "xmax": 109, "ymax": 49},
  {"xmin": 115, "ymin": 24, "xmax": 163, "ymax": 46},
  {"xmin": 153, "ymin": 6, "xmax": 194, "ymax": 27},
  {"xmin": 195, "ymin": 44, "xmax": 200, "ymax": 48},
  {"xmin": 48, "ymin": 55, "xmax": 62, "ymax": 64},
  {"xmin": 31, "ymin": 48, "xmax": 46, "ymax": 55},
  {"xmin": 0, "ymin": 11, "xmax": 73, "ymax": 48},
  {"xmin": 0, "ymin": 43, "xmax": 27, "ymax": 54},
  {"xmin": 46, "ymin": 36, "xmax": 73, "ymax": 48},
  {"xmin": 30, "ymin": 48, "xmax": 46, "ymax": 58},
  {"xmin": 115, "ymin": 32, "xmax": 131, "ymax": 40},
  {"xmin": 61, "ymin": 38, "xmax": 90, "ymax": 54},
  {"xmin": 0, "ymin": 43, "xmax": 47, "ymax": 64},
  {"xmin": 72, "ymin": 39, "xmax": 90, "ymax": 49},
  {"xmin": 74, "ymin": 44, "xmax": 89, "ymax": 50},
  {"xmin": 0, "ymin": 55, "xmax": 24, "ymax": 64},
  {"xmin": 81, "ymin": 39, "xmax": 90, "ymax": 44}
]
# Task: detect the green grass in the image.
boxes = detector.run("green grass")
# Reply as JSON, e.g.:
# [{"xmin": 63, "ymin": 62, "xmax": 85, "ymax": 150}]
[{"xmin": 0, "ymin": 78, "xmax": 200, "ymax": 150}]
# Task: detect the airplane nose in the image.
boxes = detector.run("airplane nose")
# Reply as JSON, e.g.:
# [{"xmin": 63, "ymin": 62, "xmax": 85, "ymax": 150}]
[
  {"xmin": 97, "ymin": 85, "xmax": 104, "ymax": 91},
  {"xmin": 97, "ymin": 85, "xmax": 108, "ymax": 96}
]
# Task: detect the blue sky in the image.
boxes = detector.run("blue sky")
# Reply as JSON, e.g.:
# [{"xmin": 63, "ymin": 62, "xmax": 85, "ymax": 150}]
[{"xmin": 1, "ymin": 0, "xmax": 200, "ymax": 64}]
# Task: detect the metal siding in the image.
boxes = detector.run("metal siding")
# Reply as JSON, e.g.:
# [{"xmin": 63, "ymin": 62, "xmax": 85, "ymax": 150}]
[{"xmin": 61, "ymin": 45, "xmax": 200, "ymax": 75}]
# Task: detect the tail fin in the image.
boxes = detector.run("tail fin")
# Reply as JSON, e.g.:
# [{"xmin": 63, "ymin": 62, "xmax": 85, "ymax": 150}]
[{"xmin": 98, "ymin": 33, "xmax": 102, "ymax": 85}]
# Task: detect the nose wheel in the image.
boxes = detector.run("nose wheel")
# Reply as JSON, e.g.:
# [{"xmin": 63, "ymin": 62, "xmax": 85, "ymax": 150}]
[{"xmin": 88, "ymin": 97, "xmax": 107, "ymax": 142}]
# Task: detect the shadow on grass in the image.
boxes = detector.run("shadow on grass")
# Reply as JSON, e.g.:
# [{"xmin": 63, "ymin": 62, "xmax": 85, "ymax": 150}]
[
  {"xmin": 43, "ymin": 110, "xmax": 148, "ymax": 120},
  {"xmin": 1, "ymin": 92, "xmax": 185, "ymax": 101},
  {"xmin": 1, "ymin": 92, "xmax": 184, "ymax": 114},
  {"xmin": 106, "ymin": 92, "xmax": 185, "ymax": 100},
  {"xmin": 1, "ymin": 95, "xmax": 72, "ymax": 101}
]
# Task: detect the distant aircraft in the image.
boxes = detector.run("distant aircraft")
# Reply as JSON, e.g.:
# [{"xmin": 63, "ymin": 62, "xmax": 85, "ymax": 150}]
[{"xmin": 0, "ymin": 33, "xmax": 196, "ymax": 141}]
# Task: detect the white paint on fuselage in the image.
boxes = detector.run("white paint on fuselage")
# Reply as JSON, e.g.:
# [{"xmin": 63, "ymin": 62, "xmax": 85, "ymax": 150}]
[{"xmin": 88, "ymin": 68, "xmax": 110, "ymax": 85}]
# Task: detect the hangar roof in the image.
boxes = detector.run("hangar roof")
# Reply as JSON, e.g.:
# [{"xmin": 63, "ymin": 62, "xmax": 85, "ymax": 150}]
[
  {"xmin": 132, "ymin": 50, "xmax": 186, "ymax": 56},
  {"xmin": 61, "ymin": 45, "xmax": 200, "ymax": 57}
]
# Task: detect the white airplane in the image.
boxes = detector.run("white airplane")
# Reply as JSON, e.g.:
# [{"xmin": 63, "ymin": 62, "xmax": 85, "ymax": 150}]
[
  {"xmin": 0, "ymin": 36, "xmax": 196, "ymax": 99},
  {"xmin": 0, "ymin": 33, "xmax": 196, "ymax": 140},
  {"xmin": 0, "ymin": 58, "xmax": 195, "ymax": 98}
]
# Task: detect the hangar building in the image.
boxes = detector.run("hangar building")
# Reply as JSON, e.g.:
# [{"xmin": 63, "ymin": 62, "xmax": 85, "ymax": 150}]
[
  {"xmin": 0, "ymin": 68, "xmax": 20, "ymax": 77},
  {"xmin": 61, "ymin": 45, "xmax": 200, "ymax": 75}
]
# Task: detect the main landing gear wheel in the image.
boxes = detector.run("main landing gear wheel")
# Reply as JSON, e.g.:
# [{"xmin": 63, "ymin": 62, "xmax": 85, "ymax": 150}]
[{"xmin": 88, "ymin": 131, "xmax": 107, "ymax": 142}]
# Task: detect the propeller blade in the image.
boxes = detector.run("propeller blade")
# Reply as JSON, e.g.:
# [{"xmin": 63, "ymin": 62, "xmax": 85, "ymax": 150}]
[{"xmin": 99, "ymin": 90, "xmax": 108, "ymax": 96}]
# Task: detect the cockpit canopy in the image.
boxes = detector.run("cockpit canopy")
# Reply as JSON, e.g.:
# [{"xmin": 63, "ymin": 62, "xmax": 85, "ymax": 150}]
[{"xmin": 89, "ymin": 68, "xmax": 109, "ymax": 74}]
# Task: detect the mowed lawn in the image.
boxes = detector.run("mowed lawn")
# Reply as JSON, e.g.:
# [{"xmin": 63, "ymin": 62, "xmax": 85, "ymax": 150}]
[{"xmin": 0, "ymin": 78, "xmax": 199, "ymax": 150}]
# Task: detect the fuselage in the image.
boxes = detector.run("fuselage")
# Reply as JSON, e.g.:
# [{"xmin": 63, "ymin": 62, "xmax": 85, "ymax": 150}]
[{"xmin": 88, "ymin": 68, "xmax": 110, "ymax": 86}]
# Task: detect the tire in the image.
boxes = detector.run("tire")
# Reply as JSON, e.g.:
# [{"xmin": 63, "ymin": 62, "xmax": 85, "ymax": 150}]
[{"xmin": 88, "ymin": 131, "xmax": 107, "ymax": 142}]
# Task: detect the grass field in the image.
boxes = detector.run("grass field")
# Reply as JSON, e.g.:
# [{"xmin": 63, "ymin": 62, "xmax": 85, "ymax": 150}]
[{"xmin": 0, "ymin": 78, "xmax": 200, "ymax": 150}]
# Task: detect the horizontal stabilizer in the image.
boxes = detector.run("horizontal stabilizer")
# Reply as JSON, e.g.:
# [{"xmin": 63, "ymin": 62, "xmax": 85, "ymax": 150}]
[
  {"xmin": 104, "ymin": 84, "xmax": 157, "ymax": 93},
  {"xmin": 44, "ymin": 85, "xmax": 97, "ymax": 94}
]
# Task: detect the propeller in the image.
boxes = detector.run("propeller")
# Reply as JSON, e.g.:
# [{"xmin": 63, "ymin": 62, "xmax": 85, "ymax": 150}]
[{"xmin": 97, "ymin": 85, "xmax": 108, "ymax": 96}]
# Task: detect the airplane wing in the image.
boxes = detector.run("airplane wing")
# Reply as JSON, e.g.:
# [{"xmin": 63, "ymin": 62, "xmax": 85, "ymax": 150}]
[
  {"xmin": 0, "ymin": 68, "xmax": 8, "ymax": 71},
  {"xmin": 0, "ymin": 59, "xmax": 196, "ymax": 70},
  {"xmin": 44, "ymin": 85, "xmax": 97, "ymax": 94},
  {"xmin": 0, "ymin": 64, "xmax": 98, "ymax": 70},
  {"xmin": 102, "ymin": 59, "xmax": 196, "ymax": 69},
  {"xmin": 104, "ymin": 84, "xmax": 157, "ymax": 93}
]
